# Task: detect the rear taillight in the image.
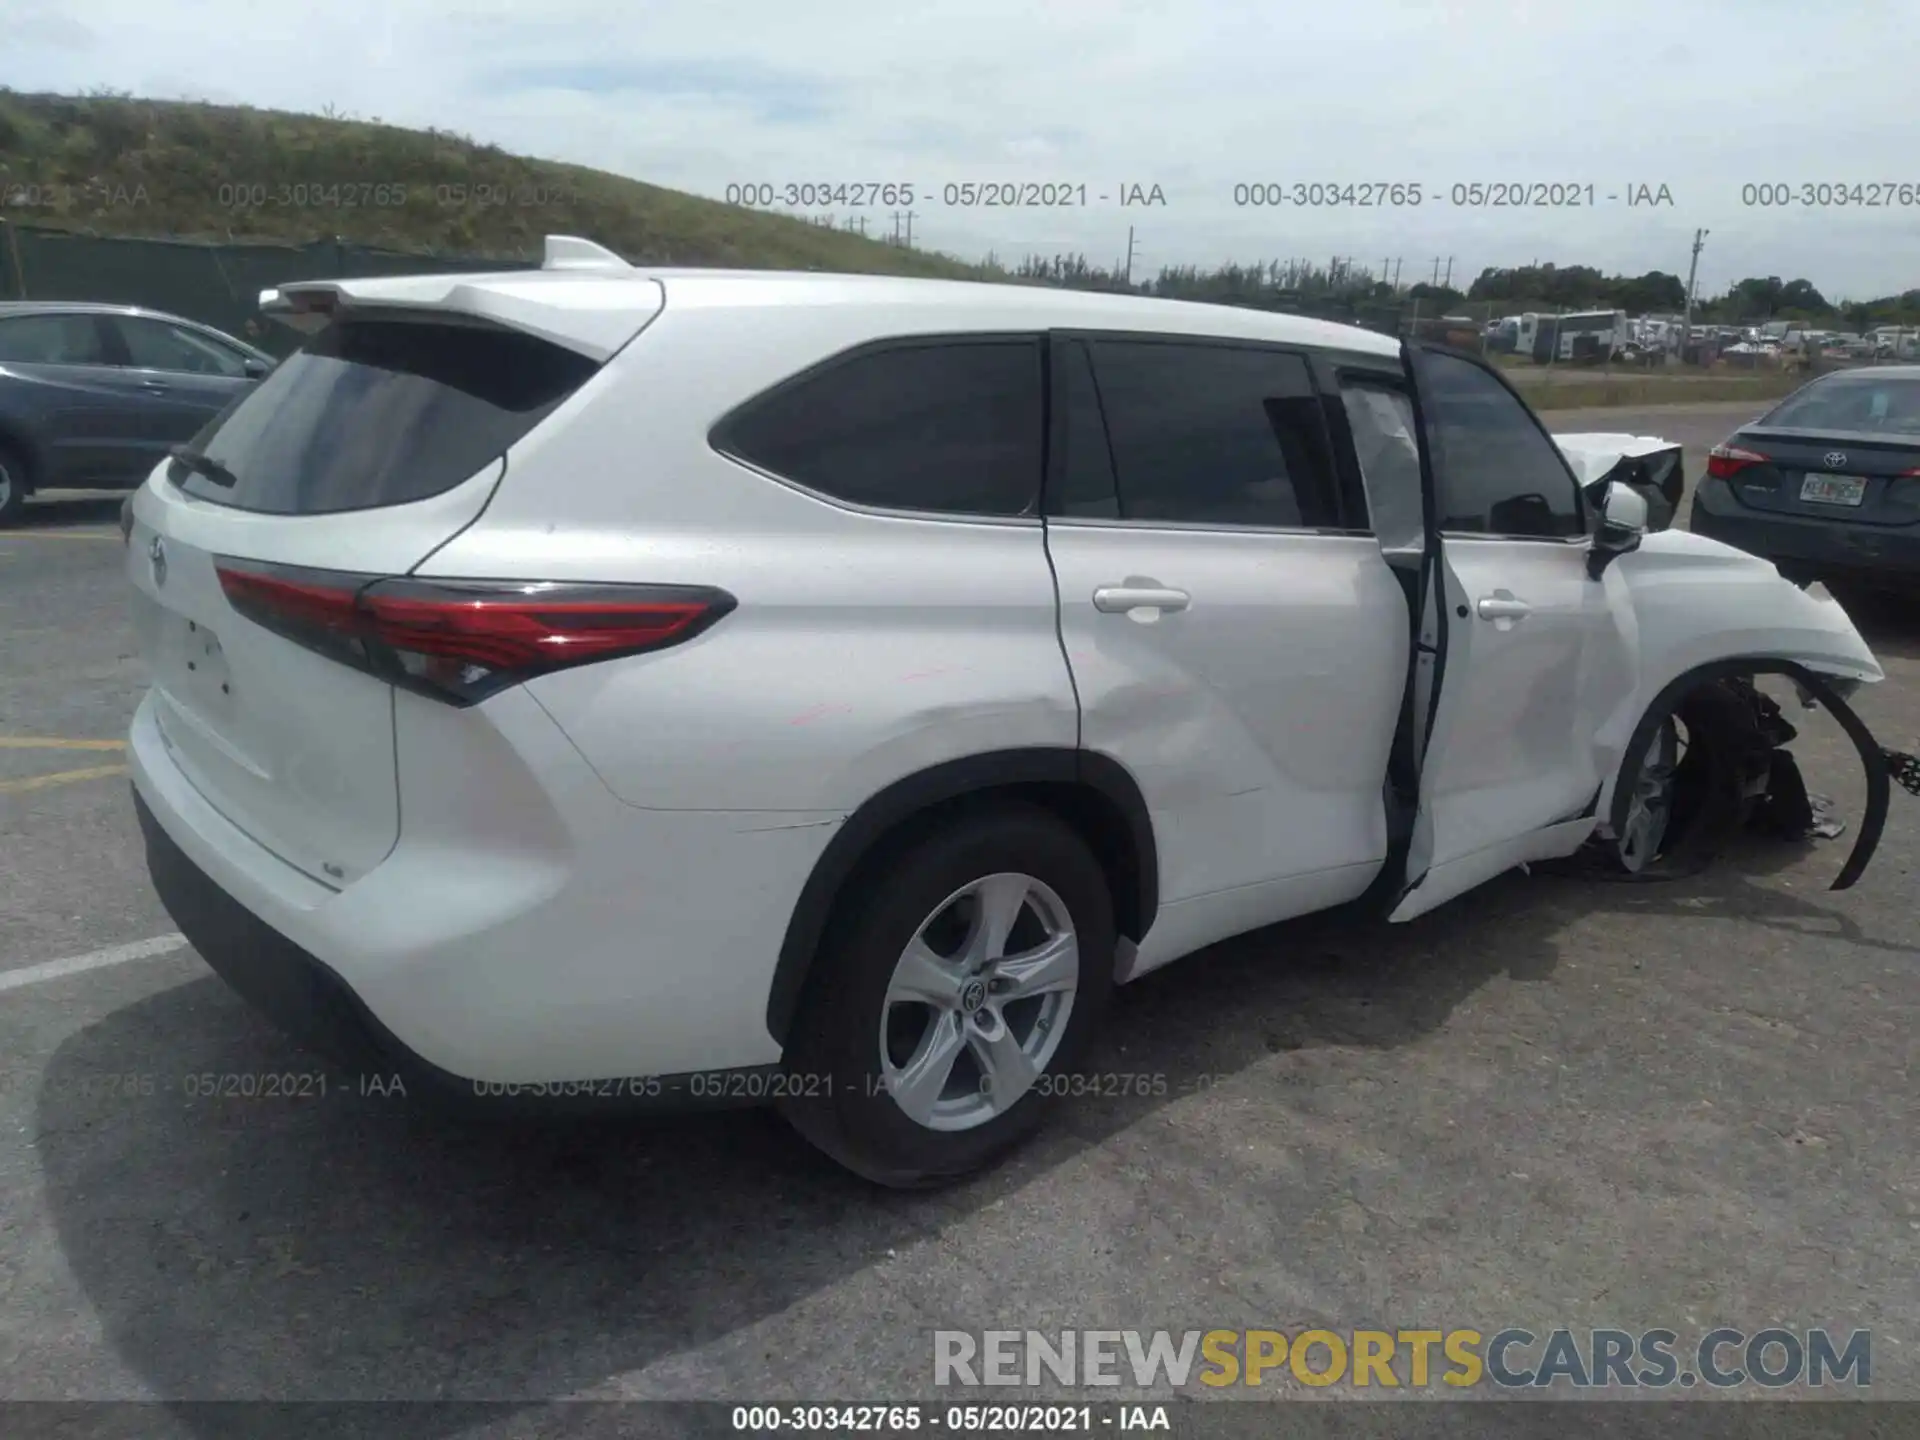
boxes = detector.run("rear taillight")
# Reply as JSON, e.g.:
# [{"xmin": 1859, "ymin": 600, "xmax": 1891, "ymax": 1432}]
[
  {"xmin": 214, "ymin": 558, "xmax": 734, "ymax": 705},
  {"xmin": 1706, "ymin": 444, "xmax": 1768, "ymax": 480}
]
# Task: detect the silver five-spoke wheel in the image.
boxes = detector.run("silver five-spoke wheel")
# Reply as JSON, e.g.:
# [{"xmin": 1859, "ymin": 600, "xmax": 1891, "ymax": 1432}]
[{"xmin": 879, "ymin": 872, "xmax": 1077, "ymax": 1132}]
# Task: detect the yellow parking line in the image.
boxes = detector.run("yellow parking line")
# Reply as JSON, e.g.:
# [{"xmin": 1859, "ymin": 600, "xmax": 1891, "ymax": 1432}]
[
  {"xmin": 0, "ymin": 530, "xmax": 118, "ymax": 540},
  {"xmin": 0, "ymin": 763, "xmax": 130, "ymax": 796},
  {"xmin": 0, "ymin": 737, "xmax": 128, "ymax": 751}
]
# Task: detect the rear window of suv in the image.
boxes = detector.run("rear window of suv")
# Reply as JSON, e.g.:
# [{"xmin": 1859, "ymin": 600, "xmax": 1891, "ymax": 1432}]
[{"xmin": 173, "ymin": 316, "xmax": 600, "ymax": 514}]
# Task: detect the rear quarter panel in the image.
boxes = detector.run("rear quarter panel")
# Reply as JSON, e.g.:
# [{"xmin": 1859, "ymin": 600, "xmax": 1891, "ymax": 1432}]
[{"xmin": 416, "ymin": 299, "xmax": 1079, "ymax": 813}]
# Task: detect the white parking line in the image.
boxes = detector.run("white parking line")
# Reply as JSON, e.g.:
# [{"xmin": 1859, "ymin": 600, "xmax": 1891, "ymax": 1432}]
[{"xmin": 0, "ymin": 934, "xmax": 190, "ymax": 994}]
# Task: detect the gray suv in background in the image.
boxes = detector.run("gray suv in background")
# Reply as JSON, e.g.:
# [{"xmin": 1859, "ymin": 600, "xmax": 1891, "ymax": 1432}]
[{"xmin": 0, "ymin": 301, "xmax": 274, "ymax": 525}]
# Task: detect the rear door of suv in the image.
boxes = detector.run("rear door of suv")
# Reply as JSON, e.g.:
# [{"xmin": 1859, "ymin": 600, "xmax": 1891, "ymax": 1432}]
[
  {"xmin": 0, "ymin": 309, "xmax": 130, "ymax": 485},
  {"xmin": 127, "ymin": 283, "xmax": 661, "ymax": 888},
  {"xmin": 1041, "ymin": 331, "xmax": 1410, "ymax": 961}
]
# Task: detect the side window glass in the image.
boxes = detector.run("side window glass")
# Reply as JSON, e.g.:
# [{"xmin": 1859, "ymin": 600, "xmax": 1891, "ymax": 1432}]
[
  {"xmin": 0, "ymin": 313, "xmax": 107, "ymax": 365},
  {"xmin": 1340, "ymin": 380, "xmax": 1425, "ymax": 552},
  {"xmin": 1418, "ymin": 351, "xmax": 1584, "ymax": 537},
  {"xmin": 117, "ymin": 317, "xmax": 248, "ymax": 377},
  {"xmin": 715, "ymin": 339, "xmax": 1043, "ymax": 517},
  {"xmin": 1047, "ymin": 339, "xmax": 1119, "ymax": 518},
  {"xmin": 1084, "ymin": 341, "xmax": 1340, "ymax": 528}
]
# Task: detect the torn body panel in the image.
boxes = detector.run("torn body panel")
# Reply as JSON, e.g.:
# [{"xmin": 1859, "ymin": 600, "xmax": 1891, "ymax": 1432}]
[
  {"xmin": 1592, "ymin": 660, "xmax": 1898, "ymax": 890},
  {"xmin": 1554, "ymin": 432, "xmax": 1687, "ymax": 531},
  {"xmin": 1586, "ymin": 529, "xmax": 1883, "ymax": 837}
]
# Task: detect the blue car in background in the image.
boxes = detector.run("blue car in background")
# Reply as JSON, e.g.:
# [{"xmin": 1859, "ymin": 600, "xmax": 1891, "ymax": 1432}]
[
  {"xmin": 1691, "ymin": 365, "xmax": 1920, "ymax": 596},
  {"xmin": 0, "ymin": 301, "xmax": 274, "ymax": 525}
]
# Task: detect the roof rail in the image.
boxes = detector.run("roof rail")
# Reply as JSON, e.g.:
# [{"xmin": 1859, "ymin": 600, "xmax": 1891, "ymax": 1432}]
[{"xmin": 542, "ymin": 235, "xmax": 634, "ymax": 273}]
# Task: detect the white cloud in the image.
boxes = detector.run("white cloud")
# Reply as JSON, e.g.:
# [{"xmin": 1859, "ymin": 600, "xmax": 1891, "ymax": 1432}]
[{"xmin": 4, "ymin": 0, "xmax": 1918, "ymax": 296}]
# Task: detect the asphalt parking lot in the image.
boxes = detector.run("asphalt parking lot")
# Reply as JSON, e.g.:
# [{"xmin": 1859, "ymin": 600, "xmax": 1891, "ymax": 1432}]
[{"xmin": 1, "ymin": 403, "xmax": 1916, "ymax": 1428}]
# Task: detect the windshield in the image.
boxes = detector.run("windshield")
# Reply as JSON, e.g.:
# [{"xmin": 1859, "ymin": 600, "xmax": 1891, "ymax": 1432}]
[{"xmin": 1760, "ymin": 377, "xmax": 1920, "ymax": 435}]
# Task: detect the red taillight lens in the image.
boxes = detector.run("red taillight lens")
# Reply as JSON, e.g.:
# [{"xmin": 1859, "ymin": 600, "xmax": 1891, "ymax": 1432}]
[
  {"xmin": 1706, "ymin": 443, "xmax": 1768, "ymax": 480},
  {"xmin": 215, "ymin": 559, "xmax": 734, "ymax": 705}
]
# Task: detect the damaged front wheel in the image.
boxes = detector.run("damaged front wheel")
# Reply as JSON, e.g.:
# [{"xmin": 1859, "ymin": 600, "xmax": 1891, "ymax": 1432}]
[
  {"xmin": 1591, "ymin": 685, "xmax": 1751, "ymax": 880},
  {"xmin": 1613, "ymin": 716, "xmax": 1679, "ymax": 873}
]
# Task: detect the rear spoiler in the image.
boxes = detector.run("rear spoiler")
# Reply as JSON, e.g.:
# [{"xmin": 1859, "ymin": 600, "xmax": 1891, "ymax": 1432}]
[{"xmin": 258, "ymin": 236, "xmax": 654, "ymax": 361}]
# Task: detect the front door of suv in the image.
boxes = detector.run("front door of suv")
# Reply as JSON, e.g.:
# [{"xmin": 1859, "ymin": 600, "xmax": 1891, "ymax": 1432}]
[
  {"xmin": 1389, "ymin": 344, "xmax": 1634, "ymax": 921},
  {"xmin": 1041, "ymin": 333, "xmax": 1410, "ymax": 975}
]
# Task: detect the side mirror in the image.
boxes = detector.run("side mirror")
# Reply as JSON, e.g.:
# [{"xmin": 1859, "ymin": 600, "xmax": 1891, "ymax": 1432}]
[
  {"xmin": 1587, "ymin": 480, "xmax": 1649, "ymax": 580},
  {"xmin": 242, "ymin": 357, "xmax": 269, "ymax": 379}
]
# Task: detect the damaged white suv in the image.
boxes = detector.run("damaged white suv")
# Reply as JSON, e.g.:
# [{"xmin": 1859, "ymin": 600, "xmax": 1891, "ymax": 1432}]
[{"xmin": 125, "ymin": 237, "xmax": 1886, "ymax": 1187}]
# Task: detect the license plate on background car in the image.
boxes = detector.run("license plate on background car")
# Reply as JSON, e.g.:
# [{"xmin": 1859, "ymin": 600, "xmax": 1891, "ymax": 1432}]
[{"xmin": 1800, "ymin": 472, "xmax": 1867, "ymax": 506}]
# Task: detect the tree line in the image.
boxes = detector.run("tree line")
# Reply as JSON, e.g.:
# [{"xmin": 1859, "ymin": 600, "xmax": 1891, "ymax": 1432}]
[{"xmin": 975, "ymin": 253, "xmax": 1920, "ymax": 328}]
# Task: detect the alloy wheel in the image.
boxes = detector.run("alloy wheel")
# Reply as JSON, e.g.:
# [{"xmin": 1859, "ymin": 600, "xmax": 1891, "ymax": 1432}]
[
  {"xmin": 1618, "ymin": 717, "xmax": 1682, "ymax": 872},
  {"xmin": 877, "ymin": 872, "xmax": 1078, "ymax": 1132}
]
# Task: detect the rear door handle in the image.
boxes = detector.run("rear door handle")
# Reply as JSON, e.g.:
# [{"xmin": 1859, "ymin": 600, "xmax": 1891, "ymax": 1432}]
[
  {"xmin": 141, "ymin": 381, "xmax": 170, "ymax": 392},
  {"xmin": 1094, "ymin": 585, "xmax": 1190, "ymax": 614},
  {"xmin": 1475, "ymin": 592, "xmax": 1532, "ymax": 622}
]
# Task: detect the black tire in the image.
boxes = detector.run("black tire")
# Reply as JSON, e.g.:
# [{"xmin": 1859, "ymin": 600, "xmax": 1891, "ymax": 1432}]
[
  {"xmin": 0, "ymin": 443, "xmax": 27, "ymax": 527},
  {"xmin": 779, "ymin": 802, "xmax": 1115, "ymax": 1188},
  {"xmin": 1594, "ymin": 685, "xmax": 1749, "ymax": 879}
]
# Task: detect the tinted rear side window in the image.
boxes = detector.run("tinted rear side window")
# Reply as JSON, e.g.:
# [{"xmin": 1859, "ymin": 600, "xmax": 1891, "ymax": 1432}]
[
  {"xmin": 1084, "ymin": 340, "xmax": 1341, "ymax": 528},
  {"xmin": 0, "ymin": 313, "xmax": 109, "ymax": 365},
  {"xmin": 177, "ymin": 317, "xmax": 599, "ymax": 514},
  {"xmin": 715, "ymin": 339, "xmax": 1043, "ymax": 516}
]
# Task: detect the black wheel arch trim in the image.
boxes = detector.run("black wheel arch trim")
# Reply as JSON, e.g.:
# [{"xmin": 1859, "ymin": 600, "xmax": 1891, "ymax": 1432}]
[
  {"xmin": 1611, "ymin": 659, "xmax": 1889, "ymax": 891},
  {"xmin": 765, "ymin": 747, "xmax": 1158, "ymax": 1048}
]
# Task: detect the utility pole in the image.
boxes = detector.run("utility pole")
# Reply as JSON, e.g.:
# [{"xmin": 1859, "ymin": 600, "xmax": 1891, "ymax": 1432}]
[
  {"xmin": 903, "ymin": 210, "xmax": 917, "ymax": 248},
  {"xmin": 1443, "ymin": 256, "xmax": 1454, "ymax": 289},
  {"xmin": 1680, "ymin": 227, "xmax": 1709, "ymax": 364},
  {"xmin": 1123, "ymin": 226, "xmax": 1138, "ymax": 287}
]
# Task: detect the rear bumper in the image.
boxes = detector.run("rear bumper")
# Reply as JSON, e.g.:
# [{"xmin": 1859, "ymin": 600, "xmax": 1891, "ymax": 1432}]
[
  {"xmin": 128, "ymin": 686, "xmax": 843, "ymax": 1091},
  {"xmin": 135, "ymin": 787, "xmax": 783, "ymax": 1112},
  {"xmin": 1690, "ymin": 476, "xmax": 1920, "ymax": 584}
]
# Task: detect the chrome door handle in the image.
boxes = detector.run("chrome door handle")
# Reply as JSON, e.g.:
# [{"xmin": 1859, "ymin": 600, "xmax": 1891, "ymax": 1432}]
[
  {"xmin": 141, "ymin": 381, "xmax": 170, "ymax": 392},
  {"xmin": 1475, "ymin": 593, "xmax": 1532, "ymax": 621},
  {"xmin": 1093, "ymin": 586, "xmax": 1190, "ymax": 613}
]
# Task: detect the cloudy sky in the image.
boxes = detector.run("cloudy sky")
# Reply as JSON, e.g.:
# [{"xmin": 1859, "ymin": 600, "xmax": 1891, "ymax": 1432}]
[{"xmin": 7, "ymin": 0, "xmax": 1920, "ymax": 298}]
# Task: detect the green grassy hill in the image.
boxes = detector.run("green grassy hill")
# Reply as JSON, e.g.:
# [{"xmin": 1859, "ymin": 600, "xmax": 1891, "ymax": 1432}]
[{"xmin": 0, "ymin": 88, "xmax": 982, "ymax": 276}]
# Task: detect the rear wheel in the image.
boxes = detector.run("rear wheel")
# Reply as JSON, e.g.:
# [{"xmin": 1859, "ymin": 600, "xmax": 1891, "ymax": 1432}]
[
  {"xmin": 0, "ymin": 444, "xmax": 27, "ymax": 527},
  {"xmin": 780, "ymin": 804, "xmax": 1114, "ymax": 1188}
]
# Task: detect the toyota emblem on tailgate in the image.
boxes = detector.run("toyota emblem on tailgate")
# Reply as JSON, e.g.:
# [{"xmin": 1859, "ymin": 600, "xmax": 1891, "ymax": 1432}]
[
  {"xmin": 1825, "ymin": 451, "xmax": 1848, "ymax": 468},
  {"xmin": 149, "ymin": 535, "xmax": 168, "ymax": 588}
]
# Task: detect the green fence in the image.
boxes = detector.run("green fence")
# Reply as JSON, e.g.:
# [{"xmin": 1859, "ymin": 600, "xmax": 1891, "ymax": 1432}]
[
  {"xmin": 0, "ymin": 222, "xmax": 529, "ymax": 356},
  {"xmin": 0, "ymin": 220, "xmax": 1416, "ymax": 347}
]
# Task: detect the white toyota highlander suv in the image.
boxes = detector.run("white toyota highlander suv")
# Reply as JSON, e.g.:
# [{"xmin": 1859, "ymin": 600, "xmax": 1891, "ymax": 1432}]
[{"xmin": 124, "ymin": 236, "xmax": 1884, "ymax": 1186}]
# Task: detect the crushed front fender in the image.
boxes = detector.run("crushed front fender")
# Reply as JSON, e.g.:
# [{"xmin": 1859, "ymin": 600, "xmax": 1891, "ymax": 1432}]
[{"xmin": 1604, "ymin": 659, "xmax": 1907, "ymax": 891}]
